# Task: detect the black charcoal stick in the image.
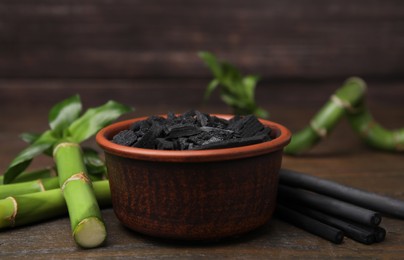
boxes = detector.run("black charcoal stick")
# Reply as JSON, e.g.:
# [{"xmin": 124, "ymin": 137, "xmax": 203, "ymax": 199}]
[
  {"xmin": 282, "ymin": 202, "xmax": 377, "ymax": 244},
  {"xmin": 276, "ymin": 204, "xmax": 344, "ymax": 244},
  {"xmin": 278, "ymin": 185, "xmax": 382, "ymax": 226},
  {"xmin": 280, "ymin": 169, "xmax": 404, "ymax": 218}
]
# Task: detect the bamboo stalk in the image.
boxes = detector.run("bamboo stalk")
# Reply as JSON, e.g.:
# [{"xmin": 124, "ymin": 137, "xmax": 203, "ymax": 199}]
[
  {"xmin": 0, "ymin": 168, "xmax": 53, "ymax": 185},
  {"xmin": 0, "ymin": 177, "xmax": 59, "ymax": 199},
  {"xmin": 347, "ymin": 101, "xmax": 404, "ymax": 152},
  {"xmin": 53, "ymin": 142, "xmax": 107, "ymax": 248},
  {"xmin": 284, "ymin": 77, "xmax": 366, "ymax": 155},
  {"xmin": 0, "ymin": 180, "xmax": 111, "ymax": 229}
]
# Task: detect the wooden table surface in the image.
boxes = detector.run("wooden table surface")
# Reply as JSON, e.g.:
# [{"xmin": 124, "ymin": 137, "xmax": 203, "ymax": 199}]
[{"xmin": 1, "ymin": 79, "xmax": 403, "ymax": 259}]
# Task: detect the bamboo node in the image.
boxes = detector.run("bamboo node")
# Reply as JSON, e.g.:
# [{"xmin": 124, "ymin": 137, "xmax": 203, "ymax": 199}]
[
  {"xmin": 310, "ymin": 121, "xmax": 327, "ymax": 138},
  {"xmin": 330, "ymin": 95, "xmax": 358, "ymax": 113},
  {"xmin": 61, "ymin": 172, "xmax": 91, "ymax": 192},
  {"xmin": 53, "ymin": 142, "xmax": 80, "ymax": 157},
  {"xmin": 37, "ymin": 179, "xmax": 46, "ymax": 192},
  {"xmin": 393, "ymin": 132, "xmax": 404, "ymax": 151},
  {"xmin": 7, "ymin": 197, "xmax": 18, "ymax": 227}
]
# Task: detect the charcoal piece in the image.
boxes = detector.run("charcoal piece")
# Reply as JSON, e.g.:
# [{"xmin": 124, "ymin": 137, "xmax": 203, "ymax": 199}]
[
  {"xmin": 194, "ymin": 134, "xmax": 268, "ymax": 150},
  {"xmin": 208, "ymin": 116, "xmax": 229, "ymax": 129},
  {"xmin": 112, "ymin": 111, "xmax": 273, "ymax": 151},
  {"xmin": 188, "ymin": 131, "xmax": 213, "ymax": 146},
  {"xmin": 178, "ymin": 137, "xmax": 190, "ymax": 150},
  {"xmin": 112, "ymin": 130, "xmax": 138, "ymax": 146},
  {"xmin": 166, "ymin": 124, "xmax": 202, "ymax": 139},
  {"xmin": 195, "ymin": 111, "xmax": 209, "ymax": 127},
  {"xmin": 202, "ymin": 136, "xmax": 223, "ymax": 145},
  {"xmin": 183, "ymin": 109, "xmax": 196, "ymax": 118},
  {"xmin": 130, "ymin": 121, "xmax": 143, "ymax": 132},
  {"xmin": 156, "ymin": 138, "xmax": 174, "ymax": 150},
  {"xmin": 200, "ymin": 126, "xmax": 234, "ymax": 135},
  {"xmin": 229, "ymin": 115, "xmax": 264, "ymax": 138},
  {"xmin": 256, "ymin": 127, "xmax": 271, "ymax": 137},
  {"xmin": 146, "ymin": 115, "xmax": 166, "ymax": 126},
  {"xmin": 133, "ymin": 122, "xmax": 163, "ymax": 149},
  {"xmin": 167, "ymin": 112, "xmax": 176, "ymax": 122}
]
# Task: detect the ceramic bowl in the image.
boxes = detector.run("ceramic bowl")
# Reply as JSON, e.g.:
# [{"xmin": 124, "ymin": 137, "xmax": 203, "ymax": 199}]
[{"xmin": 96, "ymin": 114, "xmax": 291, "ymax": 240}]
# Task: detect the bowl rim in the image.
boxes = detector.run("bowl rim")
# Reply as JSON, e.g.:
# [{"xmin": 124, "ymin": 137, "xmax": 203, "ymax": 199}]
[{"xmin": 96, "ymin": 114, "xmax": 291, "ymax": 162}]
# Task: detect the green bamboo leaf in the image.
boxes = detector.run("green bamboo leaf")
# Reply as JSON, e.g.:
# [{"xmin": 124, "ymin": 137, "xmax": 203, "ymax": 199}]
[
  {"xmin": 3, "ymin": 130, "xmax": 58, "ymax": 184},
  {"xmin": 49, "ymin": 95, "xmax": 82, "ymax": 137},
  {"xmin": 67, "ymin": 101, "xmax": 133, "ymax": 143},
  {"xmin": 243, "ymin": 75, "xmax": 260, "ymax": 101},
  {"xmin": 203, "ymin": 79, "xmax": 220, "ymax": 101},
  {"xmin": 254, "ymin": 107, "xmax": 269, "ymax": 118},
  {"xmin": 198, "ymin": 51, "xmax": 223, "ymax": 79},
  {"xmin": 221, "ymin": 92, "xmax": 242, "ymax": 107},
  {"xmin": 20, "ymin": 132, "xmax": 41, "ymax": 144},
  {"xmin": 82, "ymin": 147, "xmax": 106, "ymax": 177}
]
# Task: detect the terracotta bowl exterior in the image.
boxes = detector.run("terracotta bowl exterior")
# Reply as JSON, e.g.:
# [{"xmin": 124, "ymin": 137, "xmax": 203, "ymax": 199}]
[{"xmin": 96, "ymin": 115, "xmax": 291, "ymax": 240}]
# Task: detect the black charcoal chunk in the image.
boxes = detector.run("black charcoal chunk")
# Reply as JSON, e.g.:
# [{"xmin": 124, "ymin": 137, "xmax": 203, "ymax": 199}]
[
  {"xmin": 112, "ymin": 111, "xmax": 273, "ymax": 151},
  {"xmin": 208, "ymin": 116, "xmax": 229, "ymax": 129},
  {"xmin": 156, "ymin": 138, "xmax": 174, "ymax": 150},
  {"xmin": 194, "ymin": 134, "xmax": 269, "ymax": 150},
  {"xmin": 112, "ymin": 130, "xmax": 137, "ymax": 146},
  {"xmin": 133, "ymin": 122, "xmax": 163, "ymax": 149},
  {"xmin": 229, "ymin": 115, "xmax": 264, "ymax": 137},
  {"xmin": 166, "ymin": 124, "xmax": 202, "ymax": 139},
  {"xmin": 195, "ymin": 111, "xmax": 209, "ymax": 127}
]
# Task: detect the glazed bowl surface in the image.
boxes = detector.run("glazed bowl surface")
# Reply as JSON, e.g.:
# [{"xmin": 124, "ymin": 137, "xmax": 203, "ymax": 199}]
[{"xmin": 96, "ymin": 114, "xmax": 291, "ymax": 240}]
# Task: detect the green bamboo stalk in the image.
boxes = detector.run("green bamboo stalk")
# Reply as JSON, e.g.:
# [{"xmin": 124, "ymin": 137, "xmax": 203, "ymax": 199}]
[
  {"xmin": 0, "ymin": 180, "xmax": 111, "ymax": 230},
  {"xmin": 284, "ymin": 77, "xmax": 367, "ymax": 155},
  {"xmin": 0, "ymin": 168, "xmax": 53, "ymax": 185},
  {"xmin": 347, "ymin": 101, "xmax": 404, "ymax": 152},
  {"xmin": 0, "ymin": 177, "xmax": 59, "ymax": 199},
  {"xmin": 53, "ymin": 142, "xmax": 107, "ymax": 248}
]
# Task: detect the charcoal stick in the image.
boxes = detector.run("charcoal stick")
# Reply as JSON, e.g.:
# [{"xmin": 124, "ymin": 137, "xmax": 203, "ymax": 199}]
[
  {"xmin": 282, "ymin": 202, "xmax": 379, "ymax": 244},
  {"xmin": 279, "ymin": 169, "xmax": 404, "ymax": 218},
  {"xmin": 278, "ymin": 185, "xmax": 382, "ymax": 226},
  {"xmin": 276, "ymin": 204, "xmax": 344, "ymax": 244}
]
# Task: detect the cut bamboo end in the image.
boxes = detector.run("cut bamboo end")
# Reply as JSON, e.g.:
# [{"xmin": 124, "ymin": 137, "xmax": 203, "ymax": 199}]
[
  {"xmin": 4, "ymin": 197, "xmax": 18, "ymax": 227},
  {"xmin": 73, "ymin": 217, "xmax": 107, "ymax": 248}
]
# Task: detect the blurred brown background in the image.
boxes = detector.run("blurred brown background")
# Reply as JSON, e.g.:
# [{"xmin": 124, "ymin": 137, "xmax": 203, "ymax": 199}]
[
  {"xmin": 1, "ymin": 0, "xmax": 404, "ymax": 166},
  {"xmin": 1, "ymin": 1, "xmax": 404, "ymax": 257},
  {"xmin": 1, "ymin": 0, "xmax": 404, "ymax": 79}
]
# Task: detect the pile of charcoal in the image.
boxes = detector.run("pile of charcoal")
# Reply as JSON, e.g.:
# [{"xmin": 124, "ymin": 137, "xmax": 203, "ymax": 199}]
[{"xmin": 112, "ymin": 110, "xmax": 273, "ymax": 150}]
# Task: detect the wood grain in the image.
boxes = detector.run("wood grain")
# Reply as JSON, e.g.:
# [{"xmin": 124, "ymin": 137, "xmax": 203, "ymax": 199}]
[
  {"xmin": 1, "ymin": 0, "xmax": 404, "ymax": 79},
  {"xmin": 0, "ymin": 79, "xmax": 403, "ymax": 258}
]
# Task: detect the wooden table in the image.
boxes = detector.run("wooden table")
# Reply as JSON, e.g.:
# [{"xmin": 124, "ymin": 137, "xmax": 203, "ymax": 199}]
[{"xmin": 1, "ymin": 79, "xmax": 403, "ymax": 258}]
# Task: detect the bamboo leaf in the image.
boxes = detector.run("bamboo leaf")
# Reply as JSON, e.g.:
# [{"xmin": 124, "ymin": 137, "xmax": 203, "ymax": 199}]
[
  {"xmin": 83, "ymin": 147, "xmax": 106, "ymax": 177},
  {"xmin": 203, "ymin": 79, "xmax": 220, "ymax": 101},
  {"xmin": 20, "ymin": 132, "xmax": 41, "ymax": 144},
  {"xmin": 198, "ymin": 51, "xmax": 223, "ymax": 79},
  {"xmin": 49, "ymin": 95, "xmax": 82, "ymax": 137},
  {"xmin": 67, "ymin": 101, "xmax": 133, "ymax": 143},
  {"xmin": 199, "ymin": 52, "xmax": 269, "ymax": 118},
  {"xmin": 243, "ymin": 75, "xmax": 260, "ymax": 101},
  {"xmin": 3, "ymin": 130, "xmax": 58, "ymax": 184}
]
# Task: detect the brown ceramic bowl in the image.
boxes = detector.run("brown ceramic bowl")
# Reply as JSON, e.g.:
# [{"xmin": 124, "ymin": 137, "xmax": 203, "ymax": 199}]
[{"xmin": 96, "ymin": 114, "xmax": 291, "ymax": 240}]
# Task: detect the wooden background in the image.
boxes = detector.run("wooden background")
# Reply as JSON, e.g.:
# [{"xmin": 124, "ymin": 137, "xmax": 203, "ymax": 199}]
[
  {"xmin": 1, "ymin": 0, "xmax": 404, "ymax": 80},
  {"xmin": 1, "ymin": 1, "xmax": 404, "ymax": 258}
]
